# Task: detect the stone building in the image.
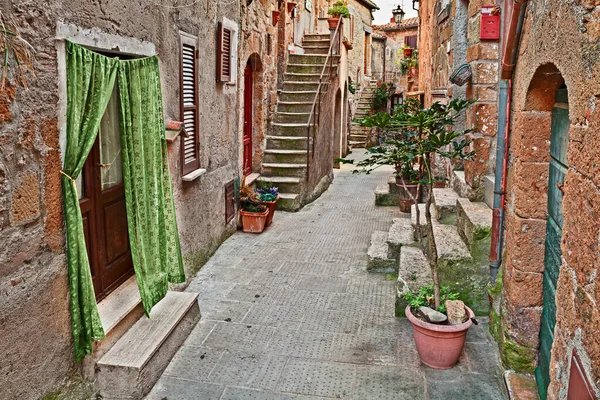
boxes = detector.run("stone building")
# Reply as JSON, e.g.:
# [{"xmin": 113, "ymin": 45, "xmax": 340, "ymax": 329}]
[
  {"xmin": 0, "ymin": 0, "xmax": 349, "ymax": 398},
  {"xmin": 346, "ymin": 0, "xmax": 379, "ymax": 95}
]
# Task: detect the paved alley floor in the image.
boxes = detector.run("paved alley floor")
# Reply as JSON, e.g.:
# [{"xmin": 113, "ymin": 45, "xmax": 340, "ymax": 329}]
[{"xmin": 147, "ymin": 153, "xmax": 507, "ymax": 400}]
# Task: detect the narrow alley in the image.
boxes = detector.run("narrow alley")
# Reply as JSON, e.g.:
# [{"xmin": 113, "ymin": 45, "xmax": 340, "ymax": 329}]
[{"xmin": 147, "ymin": 154, "xmax": 506, "ymax": 400}]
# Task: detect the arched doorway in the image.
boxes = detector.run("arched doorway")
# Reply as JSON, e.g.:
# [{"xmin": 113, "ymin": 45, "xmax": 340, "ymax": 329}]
[
  {"xmin": 243, "ymin": 61, "xmax": 253, "ymax": 176},
  {"xmin": 243, "ymin": 55, "xmax": 264, "ymax": 175},
  {"xmin": 333, "ymin": 89, "xmax": 342, "ymax": 168}
]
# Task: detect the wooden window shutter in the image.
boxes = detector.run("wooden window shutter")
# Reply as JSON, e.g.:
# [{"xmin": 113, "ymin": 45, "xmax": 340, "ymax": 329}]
[
  {"xmin": 405, "ymin": 35, "xmax": 417, "ymax": 49},
  {"xmin": 217, "ymin": 22, "xmax": 232, "ymax": 82},
  {"xmin": 180, "ymin": 33, "xmax": 200, "ymax": 175}
]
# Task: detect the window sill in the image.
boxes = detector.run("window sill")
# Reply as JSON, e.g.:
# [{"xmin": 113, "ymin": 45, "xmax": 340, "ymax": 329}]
[
  {"xmin": 246, "ymin": 172, "xmax": 261, "ymax": 186},
  {"xmin": 182, "ymin": 168, "xmax": 207, "ymax": 182}
]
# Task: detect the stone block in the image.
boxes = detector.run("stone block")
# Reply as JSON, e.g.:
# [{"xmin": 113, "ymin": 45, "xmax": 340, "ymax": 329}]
[
  {"xmin": 502, "ymin": 301, "xmax": 542, "ymax": 349},
  {"xmin": 452, "ymin": 170, "xmax": 478, "ymax": 200},
  {"xmin": 511, "ymin": 159, "xmax": 548, "ymax": 220},
  {"xmin": 455, "ymin": 198, "xmax": 492, "ymax": 250},
  {"xmin": 410, "ymin": 202, "xmax": 437, "ymax": 235},
  {"xmin": 432, "ymin": 188, "xmax": 459, "ymax": 221},
  {"xmin": 374, "ymin": 183, "xmax": 398, "ymax": 206},
  {"xmin": 387, "ymin": 175, "xmax": 400, "ymax": 194},
  {"xmin": 367, "ymin": 231, "xmax": 396, "ymax": 273},
  {"xmin": 471, "ymin": 61, "xmax": 499, "ymax": 85},
  {"xmin": 504, "ymin": 371, "xmax": 540, "ymax": 400},
  {"xmin": 504, "ymin": 210, "xmax": 546, "ymax": 273},
  {"xmin": 503, "ymin": 261, "xmax": 543, "ymax": 308},
  {"xmin": 472, "ymin": 103, "xmax": 498, "ymax": 136},
  {"xmin": 471, "ymin": 85, "xmax": 498, "ymax": 102},
  {"xmin": 396, "ymin": 246, "xmax": 431, "ymax": 317},
  {"xmin": 483, "ymin": 174, "xmax": 495, "ymax": 209},
  {"xmin": 511, "ymin": 111, "xmax": 552, "ymax": 163},
  {"xmin": 10, "ymin": 172, "xmax": 40, "ymax": 225},
  {"xmin": 466, "ymin": 43, "xmax": 499, "ymax": 62},
  {"xmin": 387, "ymin": 218, "xmax": 415, "ymax": 260},
  {"xmin": 465, "ymin": 136, "xmax": 492, "ymax": 186}
]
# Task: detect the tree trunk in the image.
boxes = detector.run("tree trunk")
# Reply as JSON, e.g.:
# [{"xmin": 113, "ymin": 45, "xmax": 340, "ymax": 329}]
[{"xmin": 424, "ymin": 182, "xmax": 441, "ymax": 309}]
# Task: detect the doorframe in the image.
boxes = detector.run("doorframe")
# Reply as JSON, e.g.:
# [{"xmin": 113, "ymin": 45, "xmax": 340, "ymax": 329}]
[{"xmin": 243, "ymin": 61, "xmax": 254, "ymax": 176}]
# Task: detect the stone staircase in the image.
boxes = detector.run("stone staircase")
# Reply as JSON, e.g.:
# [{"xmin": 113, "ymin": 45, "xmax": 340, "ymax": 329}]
[
  {"xmin": 367, "ymin": 183, "xmax": 493, "ymax": 316},
  {"xmin": 259, "ymin": 33, "xmax": 338, "ymax": 211},
  {"xmin": 82, "ymin": 276, "xmax": 201, "ymax": 399},
  {"xmin": 349, "ymin": 79, "xmax": 378, "ymax": 148}
]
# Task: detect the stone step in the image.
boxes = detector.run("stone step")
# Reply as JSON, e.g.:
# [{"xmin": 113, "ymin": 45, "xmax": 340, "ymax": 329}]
[
  {"xmin": 375, "ymin": 183, "xmax": 398, "ymax": 206},
  {"xmin": 288, "ymin": 53, "xmax": 339, "ymax": 65},
  {"xmin": 432, "ymin": 224, "xmax": 472, "ymax": 263},
  {"xmin": 280, "ymin": 90, "xmax": 318, "ymax": 102},
  {"xmin": 262, "ymin": 162, "xmax": 307, "ymax": 178},
  {"xmin": 303, "ymin": 34, "xmax": 331, "ymax": 40},
  {"xmin": 277, "ymin": 101, "xmax": 314, "ymax": 113},
  {"xmin": 257, "ymin": 176, "xmax": 303, "ymax": 194},
  {"xmin": 284, "ymin": 72, "xmax": 323, "ymax": 82},
  {"xmin": 451, "ymin": 170, "xmax": 476, "ymax": 201},
  {"xmin": 274, "ymin": 111, "xmax": 311, "ymax": 124},
  {"xmin": 483, "ymin": 174, "xmax": 495, "ymax": 209},
  {"xmin": 349, "ymin": 141, "xmax": 367, "ymax": 148},
  {"xmin": 302, "ymin": 39, "xmax": 331, "ymax": 47},
  {"xmin": 367, "ymin": 231, "xmax": 397, "ymax": 273},
  {"xmin": 96, "ymin": 291, "xmax": 200, "ymax": 399},
  {"xmin": 271, "ymin": 122, "xmax": 312, "ymax": 137},
  {"xmin": 277, "ymin": 192, "xmax": 301, "ymax": 211},
  {"xmin": 411, "ymin": 203, "xmax": 438, "ymax": 233},
  {"xmin": 348, "ymin": 135, "xmax": 368, "ymax": 140},
  {"xmin": 396, "ymin": 246, "xmax": 431, "ymax": 317},
  {"xmin": 387, "ymin": 217, "xmax": 415, "ymax": 261},
  {"xmin": 266, "ymin": 135, "xmax": 308, "ymax": 150},
  {"xmin": 432, "ymin": 187, "xmax": 460, "ymax": 221},
  {"xmin": 504, "ymin": 370, "xmax": 539, "ymax": 400},
  {"xmin": 264, "ymin": 149, "xmax": 308, "ymax": 164},
  {"xmin": 287, "ymin": 63, "xmax": 338, "ymax": 74},
  {"xmin": 456, "ymin": 198, "xmax": 492, "ymax": 250},
  {"xmin": 283, "ymin": 81, "xmax": 325, "ymax": 92},
  {"xmin": 303, "ymin": 46, "xmax": 329, "ymax": 55}
]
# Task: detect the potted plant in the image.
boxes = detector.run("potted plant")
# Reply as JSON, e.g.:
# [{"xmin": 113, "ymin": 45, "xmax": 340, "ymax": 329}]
[
  {"xmin": 272, "ymin": 9, "xmax": 281, "ymax": 26},
  {"xmin": 343, "ymin": 99, "xmax": 477, "ymax": 368},
  {"xmin": 342, "ymin": 36, "xmax": 353, "ymax": 50},
  {"xmin": 327, "ymin": 1, "xmax": 350, "ymax": 29},
  {"xmin": 255, "ymin": 183, "xmax": 279, "ymax": 227},
  {"xmin": 398, "ymin": 51, "xmax": 418, "ymax": 76},
  {"xmin": 240, "ymin": 203, "xmax": 269, "ymax": 233},
  {"xmin": 402, "ymin": 45, "xmax": 413, "ymax": 58}
]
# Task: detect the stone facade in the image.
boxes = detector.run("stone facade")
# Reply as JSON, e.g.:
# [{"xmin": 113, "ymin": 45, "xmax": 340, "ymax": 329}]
[
  {"xmin": 496, "ymin": 0, "xmax": 600, "ymax": 397},
  {"xmin": 0, "ymin": 0, "xmax": 348, "ymax": 398}
]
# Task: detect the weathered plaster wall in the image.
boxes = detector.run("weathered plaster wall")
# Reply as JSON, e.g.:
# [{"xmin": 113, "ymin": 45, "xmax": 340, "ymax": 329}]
[
  {"xmin": 0, "ymin": 0, "xmax": 244, "ymax": 398},
  {"xmin": 499, "ymin": 0, "xmax": 600, "ymax": 396},
  {"xmin": 347, "ymin": 1, "xmax": 374, "ymax": 115},
  {"xmin": 373, "ymin": 24, "xmax": 419, "ymax": 93}
]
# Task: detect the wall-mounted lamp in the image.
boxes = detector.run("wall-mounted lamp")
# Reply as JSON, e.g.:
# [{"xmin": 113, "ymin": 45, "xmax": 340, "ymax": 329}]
[{"xmin": 392, "ymin": 4, "xmax": 405, "ymax": 23}]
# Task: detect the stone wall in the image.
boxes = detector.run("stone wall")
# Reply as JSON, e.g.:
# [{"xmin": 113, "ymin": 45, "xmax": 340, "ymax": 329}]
[
  {"xmin": 0, "ymin": 0, "xmax": 264, "ymax": 397},
  {"xmin": 498, "ymin": 0, "xmax": 600, "ymax": 396},
  {"xmin": 347, "ymin": 0, "xmax": 374, "ymax": 93},
  {"xmin": 373, "ymin": 23, "xmax": 419, "ymax": 94}
]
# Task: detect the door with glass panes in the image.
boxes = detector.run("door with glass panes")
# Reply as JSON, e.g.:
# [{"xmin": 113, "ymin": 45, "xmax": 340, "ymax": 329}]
[{"xmin": 78, "ymin": 86, "xmax": 134, "ymax": 301}]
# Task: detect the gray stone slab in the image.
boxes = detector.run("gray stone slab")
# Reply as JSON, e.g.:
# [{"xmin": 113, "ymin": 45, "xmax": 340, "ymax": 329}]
[
  {"xmin": 484, "ymin": 174, "xmax": 495, "ymax": 209},
  {"xmin": 242, "ymin": 304, "xmax": 305, "ymax": 328},
  {"xmin": 185, "ymin": 320, "xmax": 218, "ymax": 346},
  {"xmin": 225, "ymin": 284, "xmax": 271, "ymax": 303},
  {"xmin": 198, "ymin": 299, "xmax": 253, "ymax": 323},
  {"xmin": 387, "ymin": 217, "xmax": 415, "ymax": 260},
  {"xmin": 375, "ymin": 183, "xmax": 399, "ymax": 206},
  {"xmin": 456, "ymin": 197, "xmax": 493, "ymax": 247},
  {"xmin": 354, "ymin": 365, "xmax": 426, "ymax": 400},
  {"xmin": 432, "ymin": 187, "xmax": 459, "ymax": 220},
  {"xmin": 425, "ymin": 369, "xmax": 507, "ymax": 400},
  {"xmin": 294, "ymin": 276, "xmax": 349, "ymax": 293},
  {"xmin": 250, "ymin": 271, "xmax": 304, "ymax": 288},
  {"xmin": 330, "ymin": 333, "xmax": 398, "ymax": 365},
  {"xmin": 201, "ymin": 322, "xmax": 275, "ymax": 353},
  {"xmin": 301, "ymin": 309, "xmax": 362, "ymax": 334},
  {"xmin": 433, "ymin": 224, "xmax": 472, "ymax": 262},
  {"xmin": 328, "ymin": 293, "xmax": 394, "ymax": 316},
  {"xmin": 262, "ymin": 287, "xmax": 332, "ymax": 309},
  {"xmin": 268, "ymin": 329, "xmax": 335, "ymax": 359},
  {"xmin": 396, "ymin": 246, "xmax": 432, "ymax": 316},
  {"xmin": 464, "ymin": 342, "xmax": 504, "ymax": 374},
  {"xmin": 367, "ymin": 231, "xmax": 396, "ymax": 272},
  {"xmin": 347, "ymin": 278, "xmax": 396, "ymax": 296},
  {"xmin": 277, "ymin": 359, "xmax": 355, "ymax": 398},
  {"xmin": 162, "ymin": 345, "xmax": 223, "ymax": 381},
  {"xmin": 220, "ymin": 387, "xmax": 296, "ymax": 400},
  {"xmin": 146, "ymin": 377, "xmax": 224, "ymax": 400},
  {"xmin": 208, "ymin": 351, "xmax": 288, "ymax": 391}
]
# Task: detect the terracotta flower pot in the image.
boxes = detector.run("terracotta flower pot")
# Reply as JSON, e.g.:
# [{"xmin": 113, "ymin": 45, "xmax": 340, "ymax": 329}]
[
  {"xmin": 272, "ymin": 10, "xmax": 281, "ymax": 26},
  {"xmin": 406, "ymin": 305, "xmax": 474, "ymax": 369},
  {"xmin": 240, "ymin": 209, "xmax": 270, "ymax": 233},
  {"xmin": 263, "ymin": 197, "xmax": 279, "ymax": 227},
  {"xmin": 287, "ymin": 2, "xmax": 297, "ymax": 12},
  {"xmin": 327, "ymin": 17, "xmax": 340, "ymax": 29},
  {"xmin": 404, "ymin": 48, "xmax": 413, "ymax": 58},
  {"xmin": 395, "ymin": 182, "xmax": 418, "ymax": 213}
]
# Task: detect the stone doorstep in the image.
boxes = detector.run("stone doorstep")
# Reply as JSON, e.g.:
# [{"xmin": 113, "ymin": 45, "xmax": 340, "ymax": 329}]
[
  {"xmin": 396, "ymin": 246, "xmax": 431, "ymax": 317},
  {"xmin": 97, "ymin": 291, "xmax": 200, "ymax": 399},
  {"xmin": 504, "ymin": 371, "xmax": 540, "ymax": 400},
  {"xmin": 432, "ymin": 187, "xmax": 460, "ymax": 221},
  {"xmin": 367, "ymin": 230, "xmax": 397, "ymax": 273},
  {"xmin": 387, "ymin": 217, "xmax": 415, "ymax": 261},
  {"xmin": 433, "ymin": 224, "xmax": 472, "ymax": 262},
  {"xmin": 455, "ymin": 197, "xmax": 493, "ymax": 248},
  {"xmin": 410, "ymin": 203, "xmax": 438, "ymax": 233}
]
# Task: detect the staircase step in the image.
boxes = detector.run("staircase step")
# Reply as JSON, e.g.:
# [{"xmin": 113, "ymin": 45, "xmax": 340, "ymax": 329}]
[
  {"xmin": 280, "ymin": 90, "xmax": 318, "ymax": 102},
  {"xmin": 276, "ymin": 192, "xmax": 302, "ymax": 211},
  {"xmin": 97, "ymin": 291, "xmax": 200, "ymax": 399},
  {"xmin": 277, "ymin": 101, "xmax": 314, "ymax": 113},
  {"xmin": 271, "ymin": 122, "xmax": 312, "ymax": 137},
  {"xmin": 303, "ymin": 46, "xmax": 330, "ymax": 55},
  {"xmin": 432, "ymin": 188, "xmax": 460, "ymax": 221},
  {"xmin": 264, "ymin": 149, "xmax": 308, "ymax": 164},
  {"xmin": 266, "ymin": 135, "xmax": 308, "ymax": 150},
  {"xmin": 274, "ymin": 112, "xmax": 312, "ymax": 124},
  {"xmin": 349, "ymin": 141, "xmax": 367, "ymax": 148},
  {"xmin": 284, "ymin": 72, "xmax": 323, "ymax": 82},
  {"xmin": 289, "ymin": 54, "xmax": 339, "ymax": 65},
  {"xmin": 257, "ymin": 176, "xmax": 303, "ymax": 194},
  {"xmin": 396, "ymin": 246, "xmax": 432, "ymax": 316},
  {"xmin": 451, "ymin": 170, "xmax": 476, "ymax": 200},
  {"xmin": 283, "ymin": 81, "xmax": 324, "ymax": 92},
  {"xmin": 433, "ymin": 224, "xmax": 472, "ymax": 263},
  {"xmin": 262, "ymin": 163, "xmax": 307, "ymax": 177},
  {"xmin": 367, "ymin": 231, "xmax": 397, "ymax": 273},
  {"xmin": 411, "ymin": 203, "xmax": 438, "ymax": 233},
  {"xmin": 456, "ymin": 198, "xmax": 492, "ymax": 249},
  {"xmin": 375, "ymin": 183, "xmax": 398, "ymax": 206},
  {"xmin": 387, "ymin": 217, "xmax": 415, "ymax": 260},
  {"xmin": 287, "ymin": 63, "xmax": 338, "ymax": 74},
  {"xmin": 303, "ymin": 34, "xmax": 331, "ymax": 40}
]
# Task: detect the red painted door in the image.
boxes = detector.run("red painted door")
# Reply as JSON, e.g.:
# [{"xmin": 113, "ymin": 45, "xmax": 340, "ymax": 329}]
[{"xmin": 243, "ymin": 63, "xmax": 253, "ymax": 176}]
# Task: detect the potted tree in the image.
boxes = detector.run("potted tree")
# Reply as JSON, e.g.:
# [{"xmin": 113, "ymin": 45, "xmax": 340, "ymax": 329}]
[
  {"xmin": 255, "ymin": 182, "xmax": 279, "ymax": 227},
  {"xmin": 346, "ymin": 99, "xmax": 477, "ymax": 368},
  {"xmin": 327, "ymin": 1, "xmax": 350, "ymax": 29}
]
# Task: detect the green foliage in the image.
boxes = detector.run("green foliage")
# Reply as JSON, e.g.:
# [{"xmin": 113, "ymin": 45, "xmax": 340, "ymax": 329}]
[
  {"xmin": 243, "ymin": 202, "xmax": 267, "ymax": 213},
  {"xmin": 403, "ymin": 284, "xmax": 460, "ymax": 313},
  {"xmin": 327, "ymin": 1, "xmax": 350, "ymax": 18},
  {"xmin": 398, "ymin": 51, "xmax": 419, "ymax": 76},
  {"xmin": 348, "ymin": 77, "xmax": 359, "ymax": 94},
  {"xmin": 372, "ymin": 82, "xmax": 389, "ymax": 112}
]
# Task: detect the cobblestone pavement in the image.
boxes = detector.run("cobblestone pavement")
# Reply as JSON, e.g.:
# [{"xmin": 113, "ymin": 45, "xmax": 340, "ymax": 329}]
[{"xmin": 147, "ymin": 153, "xmax": 507, "ymax": 400}]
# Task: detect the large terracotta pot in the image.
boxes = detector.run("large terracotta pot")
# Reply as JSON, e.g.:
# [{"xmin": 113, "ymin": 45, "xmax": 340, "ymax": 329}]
[
  {"xmin": 406, "ymin": 305, "xmax": 474, "ymax": 369},
  {"xmin": 327, "ymin": 17, "xmax": 340, "ymax": 29},
  {"xmin": 240, "ymin": 209, "xmax": 270, "ymax": 233},
  {"xmin": 395, "ymin": 182, "xmax": 418, "ymax": 213},
  {"xmin": 263, "ymin": 197, "xmax": 279, "ymax": 227}
]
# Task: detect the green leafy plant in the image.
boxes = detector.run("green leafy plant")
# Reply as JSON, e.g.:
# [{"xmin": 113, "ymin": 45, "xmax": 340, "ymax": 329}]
[
  {"xmin": 398, "ymin": 51, "xmax": 419, "ymax": 76},
  {"xmin": 403, "ymin": 284, "xmax": 460, "ymax": 313},
  {"xmin": 348, "ymin": 77, "xmax": 359, "ymax": 95},
  {"xmin": 243, "ymin": 203, "xmax": 267, "ymax": 213},
  {"xmin": 327, "ymin": 1, "xmax": 350, "ymax": 18},
  {"xmin": 372, "ymin": 82, "xmax": 389, "ymax": 112}
]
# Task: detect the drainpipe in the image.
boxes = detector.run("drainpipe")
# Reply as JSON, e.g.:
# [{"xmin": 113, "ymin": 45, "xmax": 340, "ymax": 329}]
[{"xmin": 489, "ymin": 0, "xmax": 528, "ymax": 283}]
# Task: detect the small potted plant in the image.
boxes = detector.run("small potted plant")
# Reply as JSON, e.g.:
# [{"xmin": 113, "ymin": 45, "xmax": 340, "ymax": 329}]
[
  {"xmin": 255, "ymin": 183, "xmax": 279, "ymax": 227},
  {"xmin": 327, "ymin": 1, "xmax": 350, "ymax": 29},
  {"xmin": 402, "ymin": 45, "xmax": 413, "ymax": 58},
  {"xmin": 240, "ymin": 202, "xmax": 270, "ymax": 233},
  {"xmin": 342, "ymin": 36, "xmax": 353, "ymax": 50}
]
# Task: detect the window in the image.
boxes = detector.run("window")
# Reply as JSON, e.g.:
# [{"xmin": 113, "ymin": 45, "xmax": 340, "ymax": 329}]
[
  {"xmin": 405, "ymin": 35, "xmax": 417, "ymax": 49},
  {"xmin": 180, "ymin": 32, "xmax": 200, "ymax": 175},
  {"xmin": 217, "ymin": 22, "xmax": 232, "ymax": 83}
]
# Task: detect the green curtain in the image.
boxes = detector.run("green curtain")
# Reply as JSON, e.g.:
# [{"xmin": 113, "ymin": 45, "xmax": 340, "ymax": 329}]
[
  {"xmin": 63, "ymin": 40, "xmax": 118, "ymax": 362},
  {"xmin": 117, "ymin": 56, "xmax": 185, "ymax": 316}
]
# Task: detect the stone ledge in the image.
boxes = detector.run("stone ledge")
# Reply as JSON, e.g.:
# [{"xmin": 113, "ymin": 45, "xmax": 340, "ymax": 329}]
[{"xmin": 182, "ymin": 168, "xmax": 207, "ymax": 182}]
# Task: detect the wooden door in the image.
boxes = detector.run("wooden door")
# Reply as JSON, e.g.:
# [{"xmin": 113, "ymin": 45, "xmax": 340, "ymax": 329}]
[
  {"xmin": 536, "ymin": 88, "xmax": 569, "ymax": 399},
  {"xmin": 80, "ymin": 87, "xmax": 134, "ymax": 301},
  {"xmin": 243, "ymin": 63, "xmax": 253, "ymax": 176}
]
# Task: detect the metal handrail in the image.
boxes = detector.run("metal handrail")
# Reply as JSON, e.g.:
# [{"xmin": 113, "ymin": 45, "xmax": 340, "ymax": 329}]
[{"xmin": 305, "ymin": 18, "xmax": 342, "ymax": 182}]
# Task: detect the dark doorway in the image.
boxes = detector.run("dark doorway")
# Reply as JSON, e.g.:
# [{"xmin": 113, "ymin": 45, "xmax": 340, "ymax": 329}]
[
  {"xmin": 243, "ymin": 62, "xmax": 253, "ymax": 176},
  {"xmin": 79, "ymin": 86, "xmax": 134, "ymax": 301}
]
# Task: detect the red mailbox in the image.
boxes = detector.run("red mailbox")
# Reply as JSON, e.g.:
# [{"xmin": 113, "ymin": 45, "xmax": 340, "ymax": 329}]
[{"xmin": 480, "ymin": 6, "xmax": 501, "ymax": 40}]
